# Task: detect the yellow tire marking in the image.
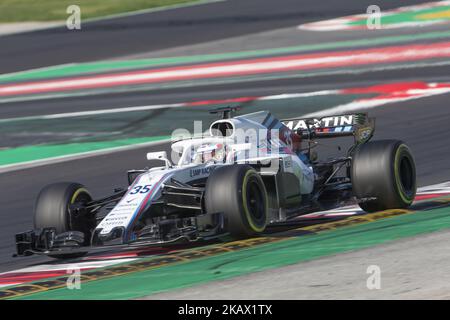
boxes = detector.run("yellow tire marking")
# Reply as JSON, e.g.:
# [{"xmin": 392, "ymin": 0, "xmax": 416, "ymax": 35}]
[
  {"xmin": 70, "ymin": 187, "xmax": 91, "ymax": 204},
  {"xmin": 242, "ymin": 170, "xmax": 269, "ymax": 233},
  {"xmin": 394, "ymin": 144, "xmax": 414, "ymax": 205}
]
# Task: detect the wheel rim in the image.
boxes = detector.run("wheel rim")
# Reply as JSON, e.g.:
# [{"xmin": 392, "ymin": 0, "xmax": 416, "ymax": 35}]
[
  {"xmin": 68, "ymin": 188, "xmax": 93, "ymax": 234},
  {"xmin": 245, "ymin": 177, "xmax": 266, "ymax": 227},
  {"xmin": 394, "ymin": 145, "xmax": 416, "ymax": 203},
  {"xmin": 70, "ymin": 188, "xmax": 91, "ymax": 205},
  {"xmin": 399, "ymin": 155, "xmax": 415, "ymax": 197}
]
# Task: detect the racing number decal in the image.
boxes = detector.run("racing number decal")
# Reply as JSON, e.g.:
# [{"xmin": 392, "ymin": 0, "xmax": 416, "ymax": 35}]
[{"xmin": 129, "ymin": 184, "xmax": 152, "ymax": 194}]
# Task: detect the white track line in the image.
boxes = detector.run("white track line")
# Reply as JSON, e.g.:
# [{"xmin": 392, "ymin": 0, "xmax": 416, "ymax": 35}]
[
  {"xmin": 3, "ymin": 43, "xmax": 450, "ymax": 95},
  {"xmin": 0, "ymin": 91, "xmax": 337, "ymax": 123},
  {"xmin": 2, "ymin": 60, "xmax": 450, "ymax": 104}
]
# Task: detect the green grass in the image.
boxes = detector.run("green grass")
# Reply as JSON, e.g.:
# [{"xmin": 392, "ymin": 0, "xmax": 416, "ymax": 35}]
[{"xmin": 0, "ymin": 0, "xmax": 199, "ymax": 22}]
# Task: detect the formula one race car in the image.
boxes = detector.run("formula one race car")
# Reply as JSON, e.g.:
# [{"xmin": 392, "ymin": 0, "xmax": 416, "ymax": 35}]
[{"xmin": 15, "ymin": 107, "xmax": 417, "ymax": 258}]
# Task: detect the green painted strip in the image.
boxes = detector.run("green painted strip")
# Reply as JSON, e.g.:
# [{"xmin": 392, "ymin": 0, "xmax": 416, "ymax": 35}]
[
  {"xmin": 16, "ymin": 205, "xmax": 450, "ymax": 300},
  {"xmin": 1, "ymin": 59, "xmax": 447, "ymax": 105},
  {"xmin": 2, "ymin": 30, "xmax": 450, "ymax": 83},
  {"xmin": 0, "ymin": 136, "xmax": 170, "ymax": 167}
]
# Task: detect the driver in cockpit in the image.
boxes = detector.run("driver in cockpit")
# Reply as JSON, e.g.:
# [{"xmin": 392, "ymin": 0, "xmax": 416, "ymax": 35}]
[{"xmin": 193, "ymin": 143, "xmax": 226, "ymax": 164}]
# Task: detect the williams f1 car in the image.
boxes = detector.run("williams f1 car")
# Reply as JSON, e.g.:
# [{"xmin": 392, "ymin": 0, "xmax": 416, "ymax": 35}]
[{"xmin": 15, "ymin": 107, "xmax": 417, "ymax": 258}]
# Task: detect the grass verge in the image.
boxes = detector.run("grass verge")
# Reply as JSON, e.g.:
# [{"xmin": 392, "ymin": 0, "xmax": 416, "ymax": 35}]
[{"xmin": 0, "ymin": 0, "xmax": 198, "ymax": 22}]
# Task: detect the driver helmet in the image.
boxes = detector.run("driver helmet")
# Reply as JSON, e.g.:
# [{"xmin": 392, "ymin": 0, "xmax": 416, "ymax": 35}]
[{"xmin": 194, "ymin": 143, "xmax": 225, "ymax": 163}]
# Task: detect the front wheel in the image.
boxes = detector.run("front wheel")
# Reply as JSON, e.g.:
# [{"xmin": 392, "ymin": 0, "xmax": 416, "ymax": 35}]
[
  {"xmin": 34, "ymin": 182, "xmax": 94, "ymax": 259},
  {"xmin": 351, "ymin": 140, "xmax": 416, "ymax": 212},
  {"xmin": 205, "ymin": 165, "xmax": 269, "ymax": 238}
]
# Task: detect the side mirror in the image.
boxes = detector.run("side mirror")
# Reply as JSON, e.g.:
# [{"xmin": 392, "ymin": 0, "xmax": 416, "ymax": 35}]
[{"xmin": 146, "ymin": 151, "xmax": 172, "ymax": 168}]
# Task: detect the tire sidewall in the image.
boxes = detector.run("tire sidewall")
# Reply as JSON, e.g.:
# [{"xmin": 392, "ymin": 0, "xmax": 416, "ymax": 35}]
[
  {"xmin": 240, "ymin": 169, "xmax": 269, "ymax": 233},
  {"xmin": 352, "ymin": 140, "xmax": 416, "ymax": 211},
  {"xmin": 393, "ymin": 144, "xmax": 416, "ymax": 205},
  {"xmin": 34, "ymin": 182, "xmax": 92, "ymax": 234},
  {"xmin": 205, "ymin": 165, "xmax": 269, "ymax": 237}
]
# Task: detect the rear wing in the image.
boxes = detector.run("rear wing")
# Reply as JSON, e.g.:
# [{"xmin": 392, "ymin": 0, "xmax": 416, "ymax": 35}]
[{"xmin": 281, "ymin": 113, "xmax": 375, "ymax": 142}]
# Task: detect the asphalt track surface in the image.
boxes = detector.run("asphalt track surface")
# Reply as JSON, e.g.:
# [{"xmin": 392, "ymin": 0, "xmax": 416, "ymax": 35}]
[
  {"xmin": 1, "ymin": 0, "xmax": 450, "ymax": 280},
  {"xmin": 0, "ymin": 0, "xmax": 429, "ymax": 73}
]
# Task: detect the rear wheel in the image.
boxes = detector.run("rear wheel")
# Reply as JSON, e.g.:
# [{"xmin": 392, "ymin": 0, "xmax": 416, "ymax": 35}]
[
  {"xmin": 34, "ymin": 182, "xmax": 93, "ymax": 259},
  {"xmin": 205, "ymin": 165, "xmax": 269, "ymax": 238},
  {"xmin": 351, "ymin": 140, "xmax": 416, "ymax": 212}
]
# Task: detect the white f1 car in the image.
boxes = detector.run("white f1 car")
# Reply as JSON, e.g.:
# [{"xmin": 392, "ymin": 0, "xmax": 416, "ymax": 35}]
[{"xmin": 15, "ymin": 107, "xmax": 416, "ymax": 258}]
